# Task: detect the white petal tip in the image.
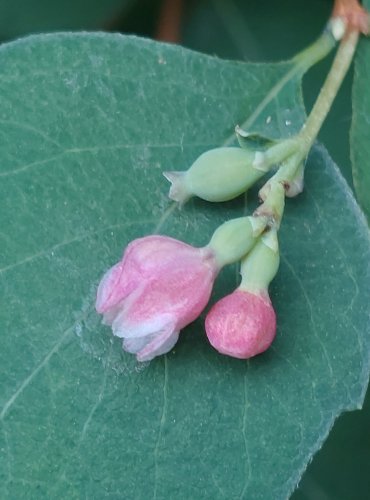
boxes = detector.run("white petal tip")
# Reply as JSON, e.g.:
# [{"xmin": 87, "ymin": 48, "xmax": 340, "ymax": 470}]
[{"xmin": 137, "ymin": 329, "xmax": 180, "ymax": 362}]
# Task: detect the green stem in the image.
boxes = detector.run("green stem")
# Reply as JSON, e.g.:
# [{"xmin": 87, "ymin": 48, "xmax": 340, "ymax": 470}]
[
  {"xmin": 297, "ymin": 30, "xmax": 359, "ymax": 153},
  {"xmin": 224, "ymin": 25, "xmax": 337, "ymax": 145},
  {"xmin": 254, "ymin": 182, "xmax": 285, "ymax": 227},
  {"xmin": 257, "ymin": 28, "xmax": 359, "ymax": 225},
  {"xmin": 292, "ymin": 23, "xmax": 338, "ymax": 71},
  {"xmin": 251, "ymin": 138, "xmax": 299, "ymax": 172}
]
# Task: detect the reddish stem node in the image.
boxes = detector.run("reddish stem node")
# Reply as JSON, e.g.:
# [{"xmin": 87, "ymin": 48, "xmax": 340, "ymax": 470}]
[{"xmin": 332, "ymin": 0, "xmax": 370, "ymax": 35}]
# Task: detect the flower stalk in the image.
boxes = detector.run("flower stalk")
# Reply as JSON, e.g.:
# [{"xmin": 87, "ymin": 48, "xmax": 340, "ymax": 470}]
[
  {"xmin": 233, "ymin": 22, "xmax": 339, "ymax": 141},
  {"xmin": 255, "ymin": 20, "xmax": 361, "ymax": 228},
  {"xmin": 297, "ymin": 29, "xmax": 359, "ymax": 154}
]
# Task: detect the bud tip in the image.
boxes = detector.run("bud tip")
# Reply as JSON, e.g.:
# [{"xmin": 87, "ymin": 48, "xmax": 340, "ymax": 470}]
[{"xmin": 163, "ymin": 171, "xmax": 191, "ymax": 204}]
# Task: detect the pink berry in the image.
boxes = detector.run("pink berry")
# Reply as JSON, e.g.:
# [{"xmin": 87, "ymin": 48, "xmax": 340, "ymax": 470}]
[{"xmin": 205, "ymin": 289, "xmax": 276, "ymax": 359}]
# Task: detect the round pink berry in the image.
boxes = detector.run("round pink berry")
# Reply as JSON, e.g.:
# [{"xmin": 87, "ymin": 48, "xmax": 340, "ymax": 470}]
[{"xmin": 205, "ymin": 289, "xmax": 276, "ymax": 359}]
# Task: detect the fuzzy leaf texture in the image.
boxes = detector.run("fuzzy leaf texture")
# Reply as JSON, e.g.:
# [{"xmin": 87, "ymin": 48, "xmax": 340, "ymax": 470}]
[{"xmin": 1, "ymin": 34, "xmax": 370, "ymax": 500}]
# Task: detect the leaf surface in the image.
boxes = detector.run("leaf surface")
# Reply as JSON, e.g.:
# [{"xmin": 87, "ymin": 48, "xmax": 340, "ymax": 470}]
[{"xmin": 1, "ymin": 33, "xmax": 370, "ymax": 500}]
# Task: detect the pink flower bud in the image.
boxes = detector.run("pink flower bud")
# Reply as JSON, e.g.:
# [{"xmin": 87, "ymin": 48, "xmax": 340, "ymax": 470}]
[
  {"xmin": 205, "ymin": 289, "xmax": 276, "ymax": 359},
  {"xmin": 96, "ymin": 235, "xmax": 218, "ymax": 362}
]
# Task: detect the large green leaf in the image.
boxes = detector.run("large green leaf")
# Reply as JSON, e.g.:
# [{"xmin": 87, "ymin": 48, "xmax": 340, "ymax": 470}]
[
  {"xmin": 1, "ymin": 33, "xmax": 370, "ymax": 500},
  {"xmin": 352, "ymin": 0, "xmax": 370, "ymax": 219}
]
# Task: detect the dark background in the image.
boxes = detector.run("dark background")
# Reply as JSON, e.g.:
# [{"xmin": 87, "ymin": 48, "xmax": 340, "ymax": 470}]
[{"xmin": 1, "ymin": 1, "xmax": 368, "ymax": 498}]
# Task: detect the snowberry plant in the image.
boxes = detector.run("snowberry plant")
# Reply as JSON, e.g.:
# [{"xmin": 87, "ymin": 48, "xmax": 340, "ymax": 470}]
[{"xmin": 96, "ymin": 0, "xmax": 370, "ymax": 362}]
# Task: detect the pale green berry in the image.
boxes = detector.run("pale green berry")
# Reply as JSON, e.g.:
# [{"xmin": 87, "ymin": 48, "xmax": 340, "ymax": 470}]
[
  {"xmin": 207, "ymin": 216, "xmax": 267, "ymax": 268},
  {"xmin": 163, "ymin": 147, "xmax": 265, "ymax": 204},
  {"xmin": 239, "ymin": 229, "xmax": 280, "ymax": 293}
]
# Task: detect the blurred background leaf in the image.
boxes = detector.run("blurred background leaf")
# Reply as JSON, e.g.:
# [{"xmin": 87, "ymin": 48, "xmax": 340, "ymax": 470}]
[
  {"xmin": 351, "ymin": 0, "xmax": 370, "ymax": 219},
  {"xmin": 0, "ymin": 0, "xmax": 133, "ymax": 41}
]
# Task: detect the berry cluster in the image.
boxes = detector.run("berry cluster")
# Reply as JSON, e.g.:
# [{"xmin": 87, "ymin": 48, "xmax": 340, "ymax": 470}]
[
  {"xmin": 95, "ymin": 10, "xmax": 367, "ymax": 362},
  {"xmin": 96, "ymin": 132, "xmax": 298, "ymax": 362}
]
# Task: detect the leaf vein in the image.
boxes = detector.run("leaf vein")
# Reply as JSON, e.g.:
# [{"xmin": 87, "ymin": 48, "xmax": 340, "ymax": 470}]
[
  {"xmin": 0, "ymin": 322, "xmax": 76, "ymax": 420},
  {"xmin": 0, "ymin": 220, "xmax": 155, "ymax": 275},
  {"xmin": 281, "ymin": 255, "xmax": 334, "ymax": 379}
]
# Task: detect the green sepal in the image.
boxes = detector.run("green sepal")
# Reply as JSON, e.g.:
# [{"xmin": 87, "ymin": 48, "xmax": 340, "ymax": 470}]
[
  {"xmin": 235, "ymin": 125, "xmax": 277, "ymax": 151},
  {"xmin": 207, "ymin": 215, "xmax": 267, "ymax": 268}
]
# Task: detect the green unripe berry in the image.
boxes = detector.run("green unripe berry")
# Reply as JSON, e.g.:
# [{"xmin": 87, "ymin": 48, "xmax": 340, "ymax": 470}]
[
  {"xmin": 239, "ymin": 229, "xmax": 280, "ymax": 293},
  {"xmin": 207, "ymin": 216, "xmax": 267, "ymax": 268},
  {"xmin": 163, "ymin": 147, "xmax": 265, "ymax": 204}
]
